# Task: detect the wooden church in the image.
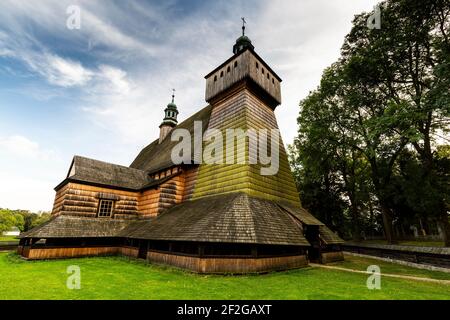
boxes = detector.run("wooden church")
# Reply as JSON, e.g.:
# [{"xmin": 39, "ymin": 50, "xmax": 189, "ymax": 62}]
[{"xmin": 18, "ymin": 26, "xmax": 343, "ymax": 273}]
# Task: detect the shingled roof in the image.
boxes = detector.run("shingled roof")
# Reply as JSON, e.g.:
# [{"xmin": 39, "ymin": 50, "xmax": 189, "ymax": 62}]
[
  {"xmin": 278, "ymin": 202, "xmax": 324, "ymax": 226},
  {"xmin": 319, "ymin": 225, "xmax": 344, "ymax": 244},
  {"xmin": 278, "ymin": 202, "xmax": 343, "ymax": 244},
  {"xmin": 19, "ymin": 215, "xmax": 142, "ymax": 238},
  {"xmin": 21, "ymin": 193, "xmax": 342, "ymax": 245},
  {"xmin": 124, "ymin": 193, "xmax": 310, "ymax": 246},
  {"xmin": 57, "ymin": 156, "xmax": 151, "ymax": 191},
  {"xmin": 130, "ymin": 105, "xmax": 212, "ymax": 173}
]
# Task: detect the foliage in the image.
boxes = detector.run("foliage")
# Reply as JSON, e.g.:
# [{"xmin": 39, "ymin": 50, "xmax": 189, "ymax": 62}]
[
  {"xmin": 0, "ymin": 208, "xmax": 51, "ymax": 233},
  {"xmin": 0, "ymin": 209, "xmax": 24, "ymax": 233},
  {"xmin": 289, "ymin": 0, "xmax": 450, "ymax": 244}
]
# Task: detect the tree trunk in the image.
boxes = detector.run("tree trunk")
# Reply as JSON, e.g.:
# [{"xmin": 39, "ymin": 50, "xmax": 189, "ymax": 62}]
[
  {"xmin": 380, "ymin": 205, "xmax": 396, "ymax": 244},
  {"xmin": 438, "ymin": 213, "xmax": 450, "ymax": 247},
  {"xmin": 351, "ymin": 202, "xmax": 361, "ymax": 242}
]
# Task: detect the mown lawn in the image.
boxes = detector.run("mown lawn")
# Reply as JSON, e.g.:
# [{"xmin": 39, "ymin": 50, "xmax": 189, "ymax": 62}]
[
  {"xmin": 0, "ymin": 252, "xmax": 448, "ymax": 300},
  {"xmin": 0, "ymin": 236, "xmax": 18, "ymax": 242}
]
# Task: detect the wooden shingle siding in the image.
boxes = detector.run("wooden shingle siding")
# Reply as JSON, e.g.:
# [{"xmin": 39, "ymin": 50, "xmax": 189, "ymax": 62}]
[
  {"xmin": 193, "ymin": 88, "xmax": 300, "ymax": 205},
  {"xmin": 127, "ymin": 193, "xmax": 310, "ymax": 246},
  {"xmin": 183, "ymin": 167, "xmax": 198, "ymax": 201},
  {"xmin": 158, "ymin": 174, "xmax": 185, "ymax": 214}
]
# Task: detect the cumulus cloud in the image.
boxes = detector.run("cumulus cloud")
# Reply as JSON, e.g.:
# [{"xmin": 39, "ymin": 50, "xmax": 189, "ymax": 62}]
[
  {"xmin": 0, "ymin": 135, "xmax": 57, "ymax": 161},
  {"xmin": 0, "ymin": 135, "xmax": 63, "ymax": 211}
]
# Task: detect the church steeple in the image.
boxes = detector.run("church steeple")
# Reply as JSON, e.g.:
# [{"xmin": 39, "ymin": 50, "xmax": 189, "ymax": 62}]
[
  {"xmin": 233, "ymin": 17, "xmax": 254, "ymax": 55},
  {"xmin": 205, "ymin": 19, "xmax": 282, "ymax": 109},
  {"xmin": 159, "ymin": 89, "xmax": 179, "ymax": 143}
]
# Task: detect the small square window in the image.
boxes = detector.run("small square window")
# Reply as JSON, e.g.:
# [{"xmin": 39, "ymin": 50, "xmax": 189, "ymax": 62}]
[{"xmin": 98, "ymin": 199, "xmax": 114, "ymax": 217}]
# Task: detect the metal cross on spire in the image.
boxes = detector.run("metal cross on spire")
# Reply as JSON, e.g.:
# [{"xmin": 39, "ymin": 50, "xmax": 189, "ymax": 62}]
[
  {"xmin": 171, "ymin": 88, "xmax": 175, "ymax": 103},
  {"xmin": 241, "ymin": 17, "xmax": 246, "ymax": 36}
]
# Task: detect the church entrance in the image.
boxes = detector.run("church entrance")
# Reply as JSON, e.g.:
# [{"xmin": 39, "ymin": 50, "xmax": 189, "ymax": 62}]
[
  {"xmin": 304, "ymin": 226, "xmax": 321, "ymax": 262},
  {"xmin": 138, "ymin": 240, "xmax": 148, "ymax": 259}
]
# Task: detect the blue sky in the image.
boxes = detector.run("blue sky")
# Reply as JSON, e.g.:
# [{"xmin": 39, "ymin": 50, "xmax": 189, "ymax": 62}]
[{"xmin": 0, "ymin": 0, "xmax": 378, "ymax": 211}]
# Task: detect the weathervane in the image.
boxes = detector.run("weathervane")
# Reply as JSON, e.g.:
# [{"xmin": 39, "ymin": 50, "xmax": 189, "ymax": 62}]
[
  {"xmin": 241, "ymin": 17, "xmax": 246, "ymax": 36},
  {"xmin": 171, "ymin": 88, "xmax": 175, "ymax": 103}
]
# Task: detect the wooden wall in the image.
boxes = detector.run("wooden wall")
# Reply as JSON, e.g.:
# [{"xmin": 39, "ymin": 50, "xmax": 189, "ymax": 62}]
[
  {"xmin": 205, "ymin": 50, "xmax": 281, "ymax": 105},
  {"xmin": 51, "ymin": 167, "xmax": 198, "ymax": 219},
  {"xmin": 52, "ymin": 183, "xmax": 69, "ymax": 216},
  {"xmin": 147, "ymin": 251, "xmax": 308, "ymax": 274},
  {"xmin": 138, "ymin": 189, "xmax": 160, "ymax": 217},
  {"xmin": 21, "ymin": 246, "xmax": 139, "ymax": 260},
  {"xmin": 320, "ymin": 251, "xmax": 344, "ymax": 264},
  {"xmin": 158, "ymin": 174, "xmax": 185, "ymax": 214},
  {"xmin": 52, "ymin": 183, "xmax": 140, "ymax": 219},
  {"xmin": 183, "ymin": 167, "xmax": 198, "ymax": 201}
]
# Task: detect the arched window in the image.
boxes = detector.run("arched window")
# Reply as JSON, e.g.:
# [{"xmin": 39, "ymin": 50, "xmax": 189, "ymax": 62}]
[
  {"xmin": 234, "ymin": 61, "xmax": 238, "ymax": 68},
  {"xmin": 256, "ymin": 62, "xmax": 259, "ymax": 69},
  {"xmin": 214, "ymin": 75, "xmax": 217, "ymax": 81},
  {"xmin": 262, "ymin": 68, "xmax": 265, "ymax": 74},
  {"xmin": 227, "ymin": 66, "xmax": 231, "ymax": 73},
  {"xmin": 220, "ymin": 71, "xmax": 224, "ymax": 77}
]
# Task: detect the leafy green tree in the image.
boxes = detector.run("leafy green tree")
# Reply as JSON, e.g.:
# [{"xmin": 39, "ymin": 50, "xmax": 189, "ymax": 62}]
[
  {"xmin": 0, "ymin": 209, "xmax": 24, "ymax": 233},
  {"xmin": 341, "ymin": 0, "xmax": 450, "ymax": 244},
  {"xmin": 291, "ymin": 0, "xmax": 450, "ymax": 245}
]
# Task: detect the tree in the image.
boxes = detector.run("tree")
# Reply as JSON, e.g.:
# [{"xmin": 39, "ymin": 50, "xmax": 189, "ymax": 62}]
[
  {"xmin": 291, "ymin": 0, "xmax": 450, "ymax": 245},
  {"xmin": 0, "ymin": 209, "xmax": 24, "ymax": 233},
  {"xmin": 341, "ymin": 0, "xmax": 450, "ymax": 244}
]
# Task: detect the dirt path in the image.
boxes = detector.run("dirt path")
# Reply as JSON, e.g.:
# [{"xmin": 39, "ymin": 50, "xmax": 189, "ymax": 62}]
[{"xmin": 309, "ymin": 263, "xmax": 450, "ymax": 285}]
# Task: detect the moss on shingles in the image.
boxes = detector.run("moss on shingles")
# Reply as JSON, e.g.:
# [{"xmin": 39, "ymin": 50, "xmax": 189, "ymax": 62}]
[{"xmin": 193, "ymin": 99, "xmax": 300, "ymax": 205}]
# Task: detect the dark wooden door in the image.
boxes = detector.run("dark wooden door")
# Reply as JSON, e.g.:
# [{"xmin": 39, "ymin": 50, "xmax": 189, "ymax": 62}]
[
  {"xmin": 138, "ymin": 241, "xmax": 148, "ymax": 259},
  {"xmin": 304, "ymin": 226, "xmax": 321, "ymax": 262}
]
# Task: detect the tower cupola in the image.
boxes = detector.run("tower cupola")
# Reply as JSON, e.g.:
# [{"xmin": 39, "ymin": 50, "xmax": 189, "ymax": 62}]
[
  {"xmin": 205, "ymin": 19, "xmax": 282, "ymax": 109},
  {"xmin": 159, "ymin": 90, "xmax": 179, "ymax": 143},
  {"xmin": 233, "ymin": 17, "xmax": 254, "ymax": 54}
]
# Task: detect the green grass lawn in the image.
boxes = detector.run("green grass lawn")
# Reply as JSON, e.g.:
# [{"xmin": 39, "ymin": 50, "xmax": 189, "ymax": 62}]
[
  {"xmin": 0, "ymin": 236, "xmax": 18, "ymax": 242},
  {"xmin": 0, "ymin": 252, "xmax": 449, "ymax": 300}
]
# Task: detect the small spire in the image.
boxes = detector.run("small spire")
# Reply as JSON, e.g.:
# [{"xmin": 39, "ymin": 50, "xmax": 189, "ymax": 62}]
[
  {"xmin": 171, "ymin": 88, "xmax": 175, "ymax": 103},
  {"xmin": 241, "ymin": 17, "xmax": 246, "ymax": 36}
]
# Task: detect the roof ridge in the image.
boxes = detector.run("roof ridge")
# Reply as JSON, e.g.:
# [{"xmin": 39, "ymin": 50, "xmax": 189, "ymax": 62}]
[{"xmin": 73, "ymin": 155, "xmax": 147, "ymax": 174}]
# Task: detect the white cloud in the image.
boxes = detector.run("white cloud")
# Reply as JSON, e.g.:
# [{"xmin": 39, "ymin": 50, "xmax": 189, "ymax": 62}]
[
  {"xmin": 45, "ymin": 54, "xmax": 94, "ymax": 87},
  {"xmin": 0, "ymin": 135, "xmax": 58, "ymax": 161},
  {"xmin": 96, "ymin": 64, "xmax": 131, "ymax": 95},
  {"xmin": 25, "ymin": 52, "xmax": 94, "ymax": 87},
  {"xmin": 0, "ymin": 135, "xmax": 40, "ymax": 158},
  {"xmin": 0, "ymin": 172, "xmax": 54, "ymax": 212},
  {"xmin": 0, "ymin": 135, "xmax": 64, "ymax": 211}
]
